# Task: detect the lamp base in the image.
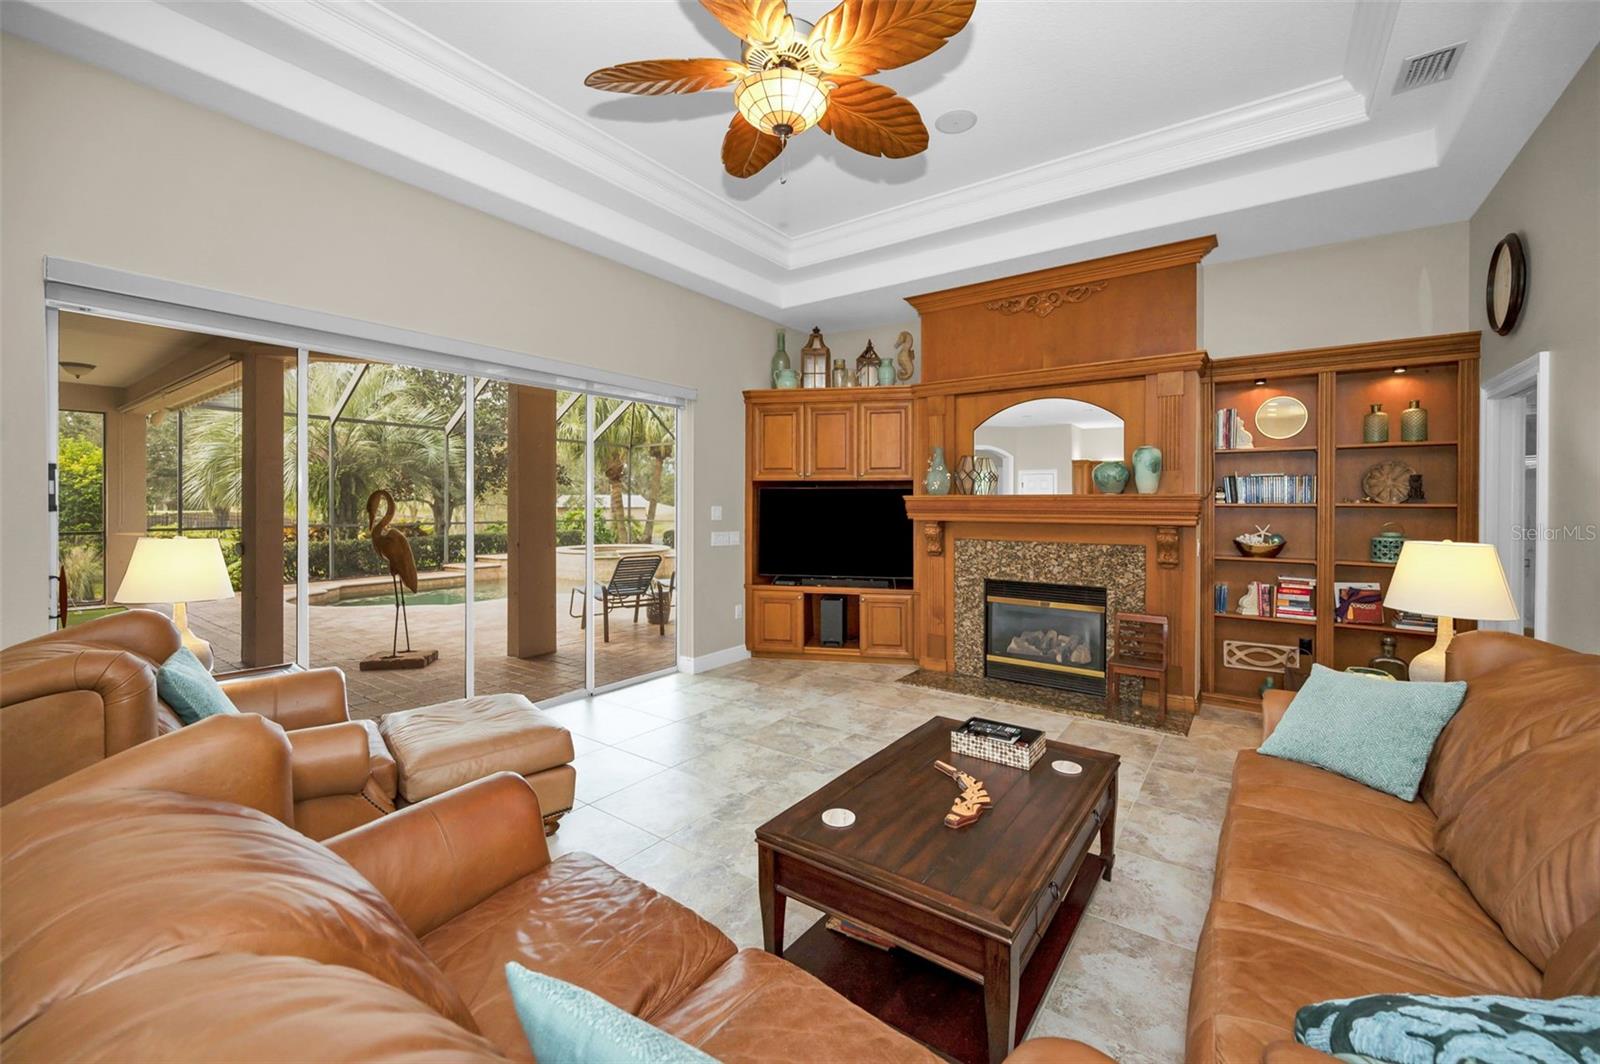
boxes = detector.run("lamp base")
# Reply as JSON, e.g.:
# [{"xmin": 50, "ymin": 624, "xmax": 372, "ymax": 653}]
[
  {"xmin": 1406, "ymin": 616, "xmax": 1454, "ymax": 682},
  {"xmin": 172, "ymin": 602, "xmax": 214, "ymax": 671}
]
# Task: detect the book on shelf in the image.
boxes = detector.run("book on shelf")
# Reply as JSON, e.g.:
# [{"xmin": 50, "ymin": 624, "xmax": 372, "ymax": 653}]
[
  {"xmin": 1214, "ymin": 408, "xmax": 1254, "ymax": 449},
  {"xmin": 1216, "ymin": 473, "xmax": 1317, "ymax": 504},
  {"xmin": 1273, "ymin": 577, "xmax": 1317, "ymax": 620},
  {"xmin": 1334, "ymin": 582, "xmax": 1384, "ymax": 624},
  {"xmin": 1392, "ymin": 611, "xmax": 1439, "ymax": 633},
  {"xmin": 1213, "ymin": 583, "xmax": 1230, "ymax": 613}
]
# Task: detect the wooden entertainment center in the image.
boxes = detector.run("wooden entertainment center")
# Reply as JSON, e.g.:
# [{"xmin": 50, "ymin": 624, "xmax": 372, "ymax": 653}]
[{"xmin": 744, "ymin": 235, "xmax": 1480, "ymax": 715}]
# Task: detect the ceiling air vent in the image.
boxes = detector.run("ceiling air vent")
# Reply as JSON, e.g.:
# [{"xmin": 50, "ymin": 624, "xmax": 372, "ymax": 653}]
[{"xmin": 1394, "ymin": 43, "xmax": 1466, "ymax": 94}]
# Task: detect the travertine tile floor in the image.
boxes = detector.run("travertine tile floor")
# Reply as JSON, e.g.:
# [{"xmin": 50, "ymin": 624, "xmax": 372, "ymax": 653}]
[{"xmin": 537, "ymin": 656, "xmax": 1259, "ymax": 1064}]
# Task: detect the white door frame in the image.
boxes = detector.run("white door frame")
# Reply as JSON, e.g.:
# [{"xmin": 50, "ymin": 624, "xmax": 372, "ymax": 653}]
[{"xmin": 1480, "ymin": 351, "xmax": 1550, "ymax": 638}]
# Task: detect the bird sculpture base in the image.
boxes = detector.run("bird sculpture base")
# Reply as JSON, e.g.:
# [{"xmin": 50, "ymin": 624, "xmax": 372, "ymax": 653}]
[{"xmin": 359, "ymin": 649, "xmax": 439, "ymax": 671}]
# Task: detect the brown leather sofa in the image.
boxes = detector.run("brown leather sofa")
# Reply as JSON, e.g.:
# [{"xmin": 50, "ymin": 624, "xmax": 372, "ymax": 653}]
[
  {"xmin": 0, "ymin": 715, "xmax": 1113, "ymax": 1063},
  {"xmin": 0, "ymin": 609, "xmax": 396, "ymax": 838},
  {"xmin": 1187, "ymin": 631, "xmax": 1600, "ymax": 1063}
]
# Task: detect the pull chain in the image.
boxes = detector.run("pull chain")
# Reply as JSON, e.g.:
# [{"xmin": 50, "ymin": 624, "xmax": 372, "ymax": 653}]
[{"xmin": 779, "ymin": 133, "xmax": 791, "ymax": 185}]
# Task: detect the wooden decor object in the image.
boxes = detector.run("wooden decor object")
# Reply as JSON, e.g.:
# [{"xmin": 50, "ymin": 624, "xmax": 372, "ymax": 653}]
[
  {"xmin": 1204, "ymin": 332, "xmax": 1479, "ymax": 711},
  {"xmin": 1222, "ymin": 640, "xmax": 1299, "ymax": 674},
  {"xmin": 1105, "ymin": 613, "xmax": 1170, "ymax": 720},
  {"xmin": 933, "ymin": 759, "xmax": 992, "ymax": 828}
]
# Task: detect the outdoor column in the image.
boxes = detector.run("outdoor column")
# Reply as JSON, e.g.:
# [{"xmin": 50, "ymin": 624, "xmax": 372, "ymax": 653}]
[
  {"xmin": 103, "ymin": 408, "xmax": 147, "ymax": 602},
  {"xmin": 507, "ymin": 385, "xmax": 557, "ymax": 658},
  {"xmin": 240, "ymin": 354, "xmax": 286, "ymax": 667}
]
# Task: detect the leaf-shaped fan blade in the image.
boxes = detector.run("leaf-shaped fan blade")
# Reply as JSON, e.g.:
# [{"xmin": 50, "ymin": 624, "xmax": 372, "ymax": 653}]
[
  {"xmin": 700, "ymin": 0, "xmax": 792, "ymax": 45},
  {"xmin": 818, "ymin": 77, "xmax": 928, "ymax": 158},
  {"xmin": 585, "ymin": 59, "xmax": 745, "ymax": 95},
  {"xmin": 722, "ymin": 112, "xmax": 785, "ymax": 177},
  {"xmin": 809, "ymin": 0, "xmax": 976, "ymax": 77}
]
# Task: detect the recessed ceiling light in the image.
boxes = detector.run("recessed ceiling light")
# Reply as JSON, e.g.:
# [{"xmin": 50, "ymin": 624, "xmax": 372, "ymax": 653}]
[{"xmin": 934, "ymin": 110, "xmax": 978, "ymax": 135}]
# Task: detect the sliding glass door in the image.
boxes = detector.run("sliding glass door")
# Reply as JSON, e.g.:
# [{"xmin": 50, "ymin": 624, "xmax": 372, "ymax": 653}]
[{"xmin": 50, "ymin": 310, "xmax": 680, "ymax": 712}]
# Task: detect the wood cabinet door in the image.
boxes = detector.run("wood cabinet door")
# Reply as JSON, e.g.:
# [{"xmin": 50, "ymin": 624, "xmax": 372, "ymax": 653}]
[
  {"xmin": 804, "ymin": 403, "xmax": 857, "ymax": 479},
  {"xmin": 858, "ymin": 401, "xmax": 912, "ymax": 479},
  {"xmin": 753, "ymin": 405, "xmax": 803, "ymax": 479},
  {"xmin": 859, "ymin": 593, "xmax": 914, "ymax": 658},
  {"xmin": 751, "ymin": 588, "xmax": 806, "ymax": 652}
]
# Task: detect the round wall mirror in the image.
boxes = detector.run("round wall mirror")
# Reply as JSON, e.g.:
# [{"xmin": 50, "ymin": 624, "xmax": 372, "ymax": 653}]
[
  {"xmin": 972, "ymin": 397, "xmax": 1124, "ymax": 494},
  {"xmin": 1254, "ymin": 396, "xmax": 1309, "ymax": 440}
]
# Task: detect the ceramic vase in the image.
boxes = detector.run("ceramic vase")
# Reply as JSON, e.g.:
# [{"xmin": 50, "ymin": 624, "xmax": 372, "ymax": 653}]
[
  {"xmin": 1363, "ymin": 403, "xmax": 1390, "ymax": 443},
  {"xmin": 1400, "ymin": 399, "xmax": 1428, "ymax": 442},
  {"xmin": 924, "ymin": 447, "xmax": 952, "ymax": 495},
  {"xmin": 877, "ymin": 360, "xmax": 897, "ymax": 386},
  {"xmin": 773, "ymin": 368, "xmax": 799, "ymax": 389},
  {"xmin": 1132, "ymin": 445, "xmax": 1163, "ymax": 494},
  {"xmin": 769, "ymin": 331, "xmax": 791, "ymax": 388},
  {"xmin": 1091, "ymin": 460, "xmax": 1130, "ymax": 495}
]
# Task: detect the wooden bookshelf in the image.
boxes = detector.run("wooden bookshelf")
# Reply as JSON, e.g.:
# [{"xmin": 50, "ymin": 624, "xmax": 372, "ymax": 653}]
[{"xmin": 1202, "ymin": 333, "xmax": 1479, "ymax": 709}]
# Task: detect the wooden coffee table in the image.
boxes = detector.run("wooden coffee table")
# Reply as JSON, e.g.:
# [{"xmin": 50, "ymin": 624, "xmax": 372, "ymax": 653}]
[{"xmin": 756, "ymin": 717, "xmax": 1118, "ymax": 1064}]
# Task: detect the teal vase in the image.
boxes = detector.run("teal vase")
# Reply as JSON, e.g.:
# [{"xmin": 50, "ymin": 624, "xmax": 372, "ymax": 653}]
[
  {"xmin": 924, "ymin": 447, "xmax": 951, "ymax": 495},
  {"xmin": 769, "ymin": 330, "xmax": 791, "ymax": 388},
  {"xmin": 774, "ymin": 367, "xmax": 799, "ymax": 389},
  {"xmin": 877, "ymin": 360, "xmax": 897, "ymax": 386},
  {"xmin": 1132, "ymin": 445, "xmax": 1163, "ymax": 494},
  {"xmin": 1091, "ymin": 461, "xmax": 1130, "ymax": 494}
]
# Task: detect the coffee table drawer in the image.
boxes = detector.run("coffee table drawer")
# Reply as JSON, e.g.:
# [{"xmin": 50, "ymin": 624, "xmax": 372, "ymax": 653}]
[{"xmin": 1018, "ymin": 790, "xmax": 1111, "ymax": 965}]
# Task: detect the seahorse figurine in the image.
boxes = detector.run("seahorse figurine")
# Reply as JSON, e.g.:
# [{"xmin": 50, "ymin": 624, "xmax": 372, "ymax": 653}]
[
  {"xmin": 933, "ymin": 760, "xmax": 992, "ymax": 829},
  {"xmin": 894, "ymin": 330, "xmax": 916, "ymax": 382}
]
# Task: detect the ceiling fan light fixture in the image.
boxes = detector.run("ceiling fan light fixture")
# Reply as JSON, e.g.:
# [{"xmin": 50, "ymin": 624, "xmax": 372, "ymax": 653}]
[{"xmin": 735, "ymin": 66, "xmax": 830, "ymax": 139}]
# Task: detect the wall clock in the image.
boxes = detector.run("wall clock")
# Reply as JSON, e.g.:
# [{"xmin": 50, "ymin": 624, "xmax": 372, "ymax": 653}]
[{"xmin": 1486, "ymin": 233, "xmax": 1527, "ymax": 336}]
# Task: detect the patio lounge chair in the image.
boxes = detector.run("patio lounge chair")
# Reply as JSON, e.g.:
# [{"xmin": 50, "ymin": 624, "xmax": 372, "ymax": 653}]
[{"xmin": 567, "ymin": 554, "xmax": 664, "ymax": 642}]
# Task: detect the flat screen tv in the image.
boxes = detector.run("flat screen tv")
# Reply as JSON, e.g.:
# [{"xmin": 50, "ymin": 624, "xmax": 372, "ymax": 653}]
[{"xmin": 758, "ymin": 485, "xmax": 912, "ymax": 583}]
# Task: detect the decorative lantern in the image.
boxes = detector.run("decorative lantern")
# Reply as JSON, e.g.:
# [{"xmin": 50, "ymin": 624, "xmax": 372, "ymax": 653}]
[
  {"xmin": 855, "ymin": 340, "xmax": 882, "ymax": 387},
  {"xmin": 800, "ymin": 327, "xmax": 830, "ymax": 389}
]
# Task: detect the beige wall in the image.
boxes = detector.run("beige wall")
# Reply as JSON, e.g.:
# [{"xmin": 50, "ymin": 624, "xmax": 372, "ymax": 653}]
[
  {"xmin": 1469, "ymin": 47, "xmax": 1600, "ymax": 653},
  {"xmin": 1, "ymin": 35, "xmax": 774, "ymax": 656},
  {"xmin": 1201, "ymin": 223, "xmax": 1471, "ymax": 359}
]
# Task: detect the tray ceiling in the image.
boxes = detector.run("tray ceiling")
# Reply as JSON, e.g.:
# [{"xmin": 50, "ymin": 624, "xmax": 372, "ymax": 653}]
[{"xmin": 8, "ymin": 0, "xmax": 1598, "ymax": 328}]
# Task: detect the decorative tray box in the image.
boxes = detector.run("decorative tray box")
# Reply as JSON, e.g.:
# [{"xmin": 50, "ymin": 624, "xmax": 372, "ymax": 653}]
[{"xmin": 951, "ymin": 717, "xmax": 1046, "ymax": 771}]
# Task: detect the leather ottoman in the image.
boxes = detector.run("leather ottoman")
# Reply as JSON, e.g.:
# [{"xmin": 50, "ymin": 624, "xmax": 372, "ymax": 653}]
[{"xmin": 379, "ymin": 694, "xmax": 576, "ymax": 834}]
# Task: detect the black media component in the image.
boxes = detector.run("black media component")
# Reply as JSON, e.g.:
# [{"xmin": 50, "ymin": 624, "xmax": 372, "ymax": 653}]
[{"xmin": 819, "ymin": 595, "xmax": 847, "ymax": 647}]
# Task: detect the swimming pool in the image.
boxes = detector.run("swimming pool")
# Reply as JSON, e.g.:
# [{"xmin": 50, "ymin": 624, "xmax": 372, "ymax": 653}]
[{"xmin": 331, "ymin": 581, "xmax": 506, "ymax": 607}]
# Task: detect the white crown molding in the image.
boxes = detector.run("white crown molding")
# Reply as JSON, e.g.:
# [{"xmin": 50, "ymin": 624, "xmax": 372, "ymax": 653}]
[
  {"xmin": 247, "ymin": 0, "xmax": 794, "ymax": 267},
  {"xmin": 1344, "ymin": 0, "xmax": 1402, "ymax": 108}
]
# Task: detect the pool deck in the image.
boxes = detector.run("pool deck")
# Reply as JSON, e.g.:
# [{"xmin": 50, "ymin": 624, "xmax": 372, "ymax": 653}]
[{"xmin": 187, "ymin": 587, "xmax": 676, "ymax": 720}]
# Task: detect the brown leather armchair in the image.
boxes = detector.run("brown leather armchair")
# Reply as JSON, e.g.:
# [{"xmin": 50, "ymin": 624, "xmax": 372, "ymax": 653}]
[
  {"xmin": 0, "ymin": 715, "xmax": 1113, "ymax": 1063},
  {"xmin": 0, "ymin": 608, "xmax": 396, "ymax": 838}
]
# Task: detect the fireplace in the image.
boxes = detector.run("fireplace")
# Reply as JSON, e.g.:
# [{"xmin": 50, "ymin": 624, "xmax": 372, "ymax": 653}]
[{"xmin": 983, "ymin": 579, "xmax": 1108, "ymax": 696}]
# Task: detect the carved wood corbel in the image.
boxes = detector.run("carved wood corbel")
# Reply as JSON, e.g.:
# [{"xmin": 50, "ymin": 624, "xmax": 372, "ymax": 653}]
[
  {"xmin": 923, "ymin": 521, "xmax": 944, "ymax": 556},
  {"xmin": 1155, "ymin": 526, "xmax": 1180, "ymax": 568}
]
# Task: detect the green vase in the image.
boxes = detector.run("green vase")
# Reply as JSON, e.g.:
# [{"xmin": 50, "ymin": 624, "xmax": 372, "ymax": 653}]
[
  {"xmin": 924, "ymin": 447, "xmax": 951, "ymax": 495},
  {"xmin": 1132, "ymin": 445, "xmax": 1162, "ymax": 494},
  {"xmin": 1092, "ymin": 461, "xmax": 1129, "ymax": 494},
  {"xmin": 774, "ymin": 367, "xmax": 799, "ymax": 389},
  {"xmin": 1363, "ymin": 403, "xmax": 1389, "ymax": 443},
  {"xmin": 877, "ymin": 360, "xmax": 897, "ymax": 386},
  {"xmin": 769, "ymin": 331, "xmax": 791, "ymax": 388},
  {"xmin": 1400, "ymin": 400, "xmax": 1428, "ymax": 442}
]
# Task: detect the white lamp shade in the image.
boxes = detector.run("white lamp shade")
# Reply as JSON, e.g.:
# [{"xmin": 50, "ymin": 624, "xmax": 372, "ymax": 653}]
[
  {"xmin": 114, "ymin": 536, "xmax": 235, "ymax": 605},
  {"xmin": 1383, "ymin": 540, "xmax": 1518, "ymax": 620}
]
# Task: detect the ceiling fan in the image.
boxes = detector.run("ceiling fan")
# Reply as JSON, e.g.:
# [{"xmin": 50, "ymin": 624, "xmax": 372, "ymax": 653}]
[{"xmin": 585, "ymin": 0, "xmax": 975, "ymax": 178}]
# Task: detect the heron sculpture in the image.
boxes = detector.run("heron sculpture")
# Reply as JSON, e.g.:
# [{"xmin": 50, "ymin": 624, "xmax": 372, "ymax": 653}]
[{"xmin": 366, "ymin": 489, "xmax": 418, "ymax": 658}]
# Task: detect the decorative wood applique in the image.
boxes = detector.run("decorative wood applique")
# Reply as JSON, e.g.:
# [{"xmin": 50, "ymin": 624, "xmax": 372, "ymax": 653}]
[
  {"xmin": 923, "ymin": 521, "xmax": 944, "ymax": 556},
  {"xmin": 1155, "ymin": 526, "xmax": 1180, "ymax": 568},
  {"xmin": 984, "ymin": 281, "xmax": 1109, "ymax": 318},
  {"xmin": 933, "ymin": 760, "xmax": 991, "ymax": 829},
  {"xmin": 1223, "ymin": 640, "xmax": 1300, "ymax": 674}
]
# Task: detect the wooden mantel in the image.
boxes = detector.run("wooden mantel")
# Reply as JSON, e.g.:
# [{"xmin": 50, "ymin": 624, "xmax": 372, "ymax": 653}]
[{"xmin": 904, "ymin": 494, "xmax": 1204, "ymax": 527}]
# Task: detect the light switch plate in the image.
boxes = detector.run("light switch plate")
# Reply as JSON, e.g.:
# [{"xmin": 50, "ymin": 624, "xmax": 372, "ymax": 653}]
[{"xmin": 710, "ymin": 505, "xmax": 723, "ymax": 521}]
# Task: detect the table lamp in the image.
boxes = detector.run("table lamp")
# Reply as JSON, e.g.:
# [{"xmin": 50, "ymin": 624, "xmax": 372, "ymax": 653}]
[
  {"xmin": 1383, "ymin": 540, "xmax": 1518, "ymax": 682},
  {"xmin": 114, "ymin": 536, "xmax": 236, "ymax": 670}
]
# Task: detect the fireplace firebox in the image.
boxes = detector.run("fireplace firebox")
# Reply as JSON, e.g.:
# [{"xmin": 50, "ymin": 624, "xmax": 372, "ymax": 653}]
[{"xmin": 983, "ymin": 579, "xmax": 1108, "ymax": 696}]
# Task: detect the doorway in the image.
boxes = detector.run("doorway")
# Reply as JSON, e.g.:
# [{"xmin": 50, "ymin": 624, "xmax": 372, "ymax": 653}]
[
  {"xmin": 48, "ymin": 306, "xmax": 682, "ymax": 715},
  {"xmin": 1480, "ymin": 352, "xmax": 1549, "ymax": 638}
]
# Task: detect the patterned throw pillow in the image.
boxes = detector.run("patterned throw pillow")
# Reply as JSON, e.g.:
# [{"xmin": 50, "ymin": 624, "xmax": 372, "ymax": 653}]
[
  {"xmin": 504, "ymin": 963, "xmax": 715, "ymax": 1064},
  {"xmin": 1295, "ymin": 993, "xmax": 1600, "ymax": 1063},
  {"xmin": 1257, "ymin": 664, "xmax": 1466, "ymax": 800},
  {"xmin": 155, "ymin": 647, "xmax": 241, "ymax": 725}
]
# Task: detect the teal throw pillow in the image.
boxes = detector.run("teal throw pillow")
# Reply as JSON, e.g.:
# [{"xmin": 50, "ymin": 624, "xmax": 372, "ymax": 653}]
[
  {"xmin": 1257, "ymin": 663, "xmax": 1465, "ymax": 800},
  {"xmin": 504, "ymin": 963, "xmax": 715, "ymax": 1064},
  {"xmin": 156, "ymin": 647, "xmax": 240, "ymax": 725},
  {"xmin": 1295, "ymin": 992, "xmax": 1600, "ymax": 1063}
]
